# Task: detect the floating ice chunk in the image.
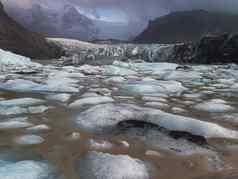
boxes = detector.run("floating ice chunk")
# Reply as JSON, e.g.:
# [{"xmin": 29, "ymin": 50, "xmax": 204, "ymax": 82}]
[
  {"xmin": 81, "ymin": 92, "xmax": 100, "ymax": 98},
  {"xmin": 194, "ymin": 99, "xmax": 234, "ymax": 113},
  {"xmin": 0, "ymin": 49, "xmax": 41, "ymax": 72},
  {"xmin": 46, "ymin": 93, "xmax": 71, "ymax": 103},
  {"xmin": 78, "ymin": 65, "xmax": 103, "ymax": 75},
  {"xmin": 104, "ymin": 65, "xmax": 137, "ymax": 76},
  {"xmin": 0, "ymin": 121, "xmax": 33, "ymax": 130},
  {"xmin": 164, "ymin": 70, "xmax": 201, "ymax": 81},
  {"xmin": 77, "ymin": 151, "xmax": 150, "ymax": 179},
  {"xmin": 0, "ymin": 98, "xmax": 45, "ymax": 107},
  {"xmin": 142, "ymin": 96, "xmax": 167, "ymax": 103},
  {"xmin": 45, "ymin": 71, "xmax": 80, "ymax": 93},
  {"xmin": 144, "ymin": 102, "xmax": 169, "ymax": 109},
  {"xmin": 0, "ymin": 106, "xmax": 27, "ymax": 116},
  {"xmin": 28, "ymin": 106, "xmax": 49, "ymax": 114},
  {"xmin": 127, "ymin": 128, "xmax": 212, "ymax": 156},
  {"xmin": 66, "ymin": 132, "xmax": 81, "ymax": 141},
  {"xmin": 88, "ymin": 139, "xmax": 113, "ymax": 150},
  {"xmin": 104, "ymin": 76, "xmax": 126, "ymax": 83},
  {"xmin": 69, "ymin": 96, "xmax": 114, "ymax": 108},
  {"xmin": 172, "ymin": 107, "xmax": 186, "ymax": 114},
  {"xmin": 76, "ymin": 103, "xmax": 238, "ymax": 139},
  {"xmin": 145, "ymin": 150, "xmax": 162, "ymax": 157},
  {"xmin": 0, "ymin": 160, "xmax": 58, "ymax": 179},
  {"xmin": 0, "ymin": 78, "xmax": 79, "ymax": 93},
  {"xmin": 26, "ymin": 125, "xmax": 51, "ymax": 133},
  {"xmin": 0, "ymin": 79, "xmax": 45, "ymax": 92},
  {"xmin": 14, "ymin": 135, "xmax": 45, "ymax": 145},
  {"xmin": 121, "ymin": 81, "xmax": 186, "ymax": 96}
]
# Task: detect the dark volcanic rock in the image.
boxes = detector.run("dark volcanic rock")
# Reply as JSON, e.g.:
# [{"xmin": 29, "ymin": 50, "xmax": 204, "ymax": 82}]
[{"xmin": 0, "ymin": 2, "xmax": 63, "ymax": 59}]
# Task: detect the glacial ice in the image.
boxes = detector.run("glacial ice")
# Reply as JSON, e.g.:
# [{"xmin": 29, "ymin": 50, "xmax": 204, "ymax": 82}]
[
  {"xmin": 194, "ymin": 99, "xmax": 235, "ymax": 113},
  {"xmin": 76, "ymin": 103, "xmax": 238, "ymax": 139},
  {"xmin": 69, "ymin": 96, "xmax": 114, "ymax": 108},
  {"xmin": 0, "ymin": 49, "xmax": 41, "ymax": 72},
  {"xmin": 46, "ymin": 93, "xmax": 72, "ymax": 103},
  {"xmin": 120, "ymin": 80, "xmax": 186, "ymax": 96},
  {"xmin": 77, "ymin": 151, "xmax": 150, "ymax": 179},
  {"xmin": 0, "ymin": 160, "xmax": 58, "ymax": 179},
  {"xmin": 0, "ymin": 120, "xmax": 33, "ymax": 130},
  {"xmin": 14, "ymin": 135, "xmax": 45, "ymax": 145},
  {"xmin": 0, "ymin": 98, "xmax": 45, "ymax": 107}
]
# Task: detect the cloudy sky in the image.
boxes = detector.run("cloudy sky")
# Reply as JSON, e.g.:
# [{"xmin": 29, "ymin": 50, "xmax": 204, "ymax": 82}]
[{"xmin": 2, "ymin": 0, "xmax": 238, "ymax": 23}]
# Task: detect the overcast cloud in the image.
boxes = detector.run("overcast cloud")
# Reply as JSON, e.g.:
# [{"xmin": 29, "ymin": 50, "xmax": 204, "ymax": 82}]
[{"xmin": 2, "ymin": 0, "xmax": 238, "ymax": 23}]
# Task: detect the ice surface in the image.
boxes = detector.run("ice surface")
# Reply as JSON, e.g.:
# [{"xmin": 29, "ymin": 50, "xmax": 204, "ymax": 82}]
[
  {"xmin": 77, "ymin": 151, "xmax": 150, "ymax": 179},
  {"xmin": 194, "ymin": 99, "xmax": 235, "ymax": 113},
  {"xmin": 0, "ymin": 49, "xmax": 41, "ymax": 72},
  {"xmin": 0, "ymin": 160, "xmax": 58, "ymax": 179},
  {"xmin": 120, "ymin": 80, "xmax": 186, "ymax": 96},
  {"xmin": 14, "ymin": 135, "xmax": 45, "ymax": 145},
  {"xmin": 69, "ymin": 96, "xmax": 114, "ymax": 108},
  {"xmin": 46, "ymin": 93, "xmax": 71, "ymax": 103},
  {"xmin": 0, "ymin": 98, "xmax": 45, "ymax": 107},
  {"xmin": 76, "ymin": 103, "xmax": 238, "ymax": 139}
]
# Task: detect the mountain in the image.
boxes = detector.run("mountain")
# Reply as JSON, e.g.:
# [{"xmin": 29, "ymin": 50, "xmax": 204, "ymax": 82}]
[
  {"xmin": 6, "ymin": 3, "xmax": 98, "ymax": 41},
  {"xmin": 0, "ymin": 2, "xmax": 62, "ymax": 59},
  {"xmin": 134, "ymin": 10, "xmax": 238, "ymax": 44}
]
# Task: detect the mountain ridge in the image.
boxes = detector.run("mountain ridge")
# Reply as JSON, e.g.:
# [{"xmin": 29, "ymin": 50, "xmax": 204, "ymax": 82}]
[
  {"xmin": 0, "ymin": 1, "xmax": 62, "ymax": 58},
  {"xmin": 134, "ymin": 10, "xmax": 238, "ymax": 44}
]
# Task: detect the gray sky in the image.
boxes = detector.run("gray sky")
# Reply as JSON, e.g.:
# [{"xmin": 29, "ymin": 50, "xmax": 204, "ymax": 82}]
[{"xmin": 2, "ymin": 0, "xmax": 238, "ymax": 23}]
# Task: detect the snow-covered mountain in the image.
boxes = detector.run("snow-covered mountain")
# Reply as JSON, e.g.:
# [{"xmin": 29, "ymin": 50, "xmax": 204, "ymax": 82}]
[
  {"xmin": 3, "ymin": 1, "xmax": 142, "ymax": 41},
  {"xmin": 5, "ymin": 2, "xmax": 98, "ymax": 41}
]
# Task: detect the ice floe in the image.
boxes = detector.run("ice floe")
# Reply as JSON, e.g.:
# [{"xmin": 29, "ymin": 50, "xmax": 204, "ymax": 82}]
[
  {"xmin": 0, "ymin": 120, "xmax": 33, "ymax": 129},
  {"xmin": 194, "ymin": 99, "xmax": 235, "ymax": 113},
  {"xmin": 0, "ymin": 98, "xmax": 45, "ymax": 107},
  {"xmin": 0, "ymin": 49, "xmax": 41, "ymax": 72},
  {"xmin": 69, "ymin": 96, "xmax": 114, "ymax": 108},
  {"xmin": 76, "ymin": 103, "xmax": 238, "ymax": 139},
  {"xmin": 46, "ymin": 93, "xmax": 71, "ymax": 103},
  {"xmin": 0, "ymin": 160, "xmax": 58, "ymax": 179},
  {"xmin": 14, "ymin": 135, "xmax": 45, "ymax": 145},
  {"xmin": 120, "ymin": 80, "xmax": 186, "ymax": 96},
  {"xmin": 76, "ymin": 151, "xmax": 150, "ymax": 179}
]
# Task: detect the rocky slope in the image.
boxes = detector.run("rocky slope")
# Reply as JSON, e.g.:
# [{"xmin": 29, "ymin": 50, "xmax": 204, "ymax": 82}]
[
  {"xmin": 134, "ymin": 10, "xmax": 238, "ymax": 44},
  {"xmin": 0, "ymin": 2, "xmax": 62, "ymax": 59}
]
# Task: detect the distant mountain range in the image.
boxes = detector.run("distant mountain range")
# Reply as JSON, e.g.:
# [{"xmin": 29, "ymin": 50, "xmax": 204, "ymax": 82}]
[
  {"xmin": 5, "ymin": 3, "xmax": 98, "ymax": 41},
  {"xmin": 4, "ymin": 2, "xmax": 137, "ymax": 41},
  {"xmin": 134, "ymin": 10, "xmax": 238, "ymax": 43},
  {"xmin": 0, "ymin": 2, "xmax": 62, "ymax": 58}
]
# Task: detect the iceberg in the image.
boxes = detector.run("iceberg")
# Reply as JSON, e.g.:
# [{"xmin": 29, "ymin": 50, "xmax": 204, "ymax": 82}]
[
  {"xmin": 76, "ymin": 151, "xmax": 150, "ymax": 179},
  {"xmin": 0, "ymin": 49, "xmax": 41, "ymax": 72}
]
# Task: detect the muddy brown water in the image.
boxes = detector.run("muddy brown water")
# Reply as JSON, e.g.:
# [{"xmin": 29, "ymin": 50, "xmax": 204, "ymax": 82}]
[
  {"xmin": 1, "ymin": 60, "xmax": 238, "ymax": 179},
  {"xmin": 1, "ymin": 90, "xmax": 238, "ymax": 179}
]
